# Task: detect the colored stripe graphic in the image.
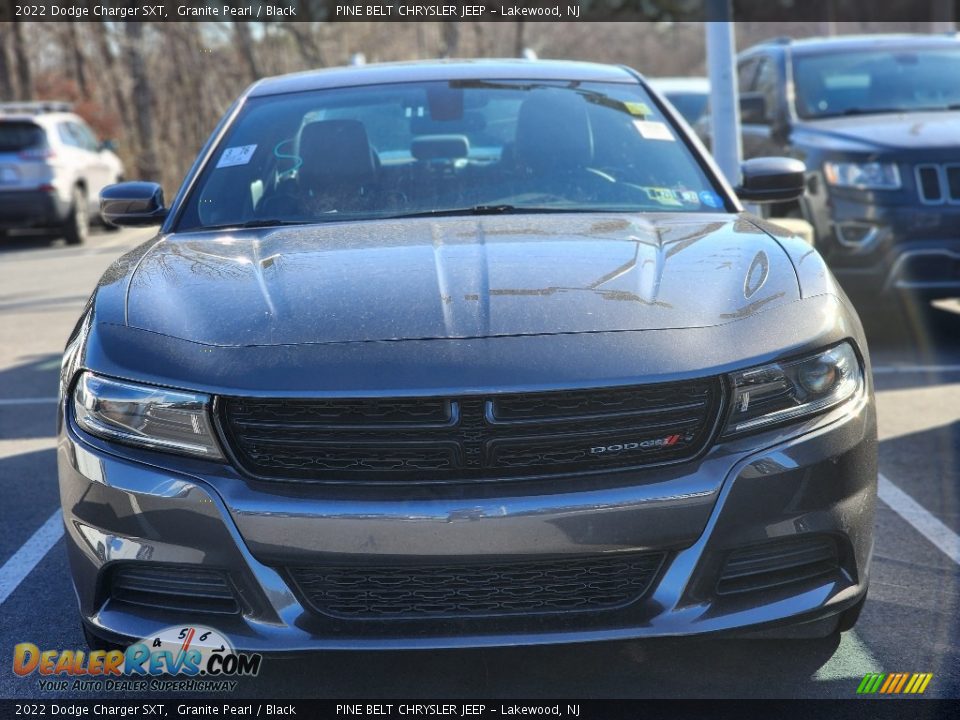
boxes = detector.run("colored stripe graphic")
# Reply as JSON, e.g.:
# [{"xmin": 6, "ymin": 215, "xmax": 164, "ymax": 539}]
[
  {"xmin": 879, "ymin": 674, "xmax": 897, "ymax": 693},
  {"xmin": 858, "ymin": 672, "xmax": 932, "ymax": 695},
  {"xmin": 857, "ymin": 673, "xmax": 885, "ymax": 694}
]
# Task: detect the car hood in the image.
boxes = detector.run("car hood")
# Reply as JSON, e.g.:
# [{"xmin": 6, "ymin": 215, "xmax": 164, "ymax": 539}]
[
  {"xmin": 125, "ymin": 213, "xmax": 800, "ymax": 347},
  {"xmin": 798, "ymin": 111, "xmax": 960, "ymax": 151}
]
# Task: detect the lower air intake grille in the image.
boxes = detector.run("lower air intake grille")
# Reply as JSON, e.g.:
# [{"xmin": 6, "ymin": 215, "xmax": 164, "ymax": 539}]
[
  {"xmin": 288, "ymin": 553, "xmax": 666, "ymax": 620},
  {"xmin": 109, "ymin": 565, "xmax": 239, "ymax": 615},
  {"xmin": 716, "ymin": 536, "xmax": 839, "ymax": 596}
]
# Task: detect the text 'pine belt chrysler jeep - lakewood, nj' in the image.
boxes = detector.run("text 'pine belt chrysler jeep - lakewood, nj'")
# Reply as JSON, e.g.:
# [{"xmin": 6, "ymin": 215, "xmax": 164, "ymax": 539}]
[{"xmin": 59, "ymin": 59, "xmax": 877, "ymax": 652}]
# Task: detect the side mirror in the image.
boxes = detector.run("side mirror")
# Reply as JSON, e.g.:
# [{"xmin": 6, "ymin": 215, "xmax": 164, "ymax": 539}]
[
  {"xmin": 100, "ymin": 182, "xmax": 168, "ymax": 226},
  {"xmin": 739, "ymin": 92, "xmax": 768, "ymax": 125},
  {"xmin": 736, "ymin": 157, "xmax": 806, "ymax": 203},
  {"xmin": 99, "ymin": 139, "xmax": 118, "ymax": 153}
]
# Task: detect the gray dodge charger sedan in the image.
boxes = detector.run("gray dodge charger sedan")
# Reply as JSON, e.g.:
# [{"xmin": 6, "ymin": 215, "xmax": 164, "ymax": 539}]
[{"xmin": 59, "ymin": 60, "xmax": 877, "ymax": 651}]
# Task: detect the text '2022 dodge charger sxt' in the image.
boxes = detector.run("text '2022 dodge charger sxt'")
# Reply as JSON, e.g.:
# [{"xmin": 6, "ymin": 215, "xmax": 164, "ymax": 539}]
[{"xmin": 59, "ymin": 60, "xmax": 876, "ymax": 651}]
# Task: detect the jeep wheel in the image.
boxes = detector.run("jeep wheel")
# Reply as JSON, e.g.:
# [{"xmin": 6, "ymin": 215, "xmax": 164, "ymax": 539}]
[{"xmin": 63, "ymin": 186, "xmax": 89, "ymax": 246}]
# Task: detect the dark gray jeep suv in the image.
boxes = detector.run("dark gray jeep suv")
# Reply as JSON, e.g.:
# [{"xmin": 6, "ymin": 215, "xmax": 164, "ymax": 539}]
[
  {"xmin": 731, "ymin": 34, "xmax": 960, "ymax": 304},
  {"xmin": 59, "ymin": 60, "xmax": 876, "ymax": 652}
]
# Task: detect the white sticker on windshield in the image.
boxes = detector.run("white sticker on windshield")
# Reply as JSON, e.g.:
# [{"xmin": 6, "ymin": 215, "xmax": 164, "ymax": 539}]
[
  {"xmin": 216, "ymin": 144, "xmax": 257, "ymax": 168},
  {"xmin": 633, "ymin": 120, "xmax": 675, "ymax": 141}
]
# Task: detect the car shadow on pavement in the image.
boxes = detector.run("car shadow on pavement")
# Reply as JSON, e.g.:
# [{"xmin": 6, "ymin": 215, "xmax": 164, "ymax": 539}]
[
  {"xmin": 862, "ymin": 298, "xmax": 960, "ymax": 381},
  {"xmin": 0, "ymin": 224, "xmax": 123, "ymax": 253},
  {"xmin": 878, "ymin": 420, "xmax": 960, "ymax": 528},
  {"xmin": 223, "ymin": 635, "xmax": 845, "ymax": 699},
  {"xmin": 0, "ymin": 354, "xmax": 62, "ymax": 440},
  {"xmin": 0, "ymin": 446, "xmax": 61, "ymax": 560},
  {"xmin": 0, "ymin": 233, "xmax": 61, "ymax": 253}
]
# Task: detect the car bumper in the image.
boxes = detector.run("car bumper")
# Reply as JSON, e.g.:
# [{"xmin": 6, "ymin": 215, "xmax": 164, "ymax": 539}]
[
  {"xmin": 59, "ymin": 387, "xmax": 876, "ymax": 651},
  {"xmin": 824, "ymin": 197, "xmax": 960, "ymax": 297},
  {"xmin": 0, "ymin": 188, "xmax": 70, "ymax": 230}
]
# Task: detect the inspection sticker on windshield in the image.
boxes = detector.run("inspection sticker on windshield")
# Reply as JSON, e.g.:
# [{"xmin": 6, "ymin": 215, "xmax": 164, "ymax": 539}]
[
  {"xmin": 624, "ymin": 101, "xmax": 653, "ymax": 117},
  {"xmin": 216, "ymin": 144, "xmax": 257, "ymax": 168},
  {"xmin": 633, "ymin": 120, "xmax": 675, "ymax": 141}
]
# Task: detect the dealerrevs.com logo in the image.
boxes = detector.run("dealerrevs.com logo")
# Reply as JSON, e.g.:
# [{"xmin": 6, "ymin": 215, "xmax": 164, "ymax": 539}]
[{"xmin": 13, "ymin": 625, "xmax": 262, "ymax": 693}]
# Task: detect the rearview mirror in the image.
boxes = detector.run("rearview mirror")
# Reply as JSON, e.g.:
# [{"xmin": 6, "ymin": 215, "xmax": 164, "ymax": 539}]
[
  {"xmin": 100, "ymin": 182, "xmax": 168, "ymax": 226},
  {"xmin": 99, "ymin": 139, "xmax": 118, "ymax": 153},
  {"xmin": 739, "ymin": 93, "xmax": 767, "ymax": 125},
  {"xmin": 736, "ymin": 157, "xmax": 806, "ymax": 203}
]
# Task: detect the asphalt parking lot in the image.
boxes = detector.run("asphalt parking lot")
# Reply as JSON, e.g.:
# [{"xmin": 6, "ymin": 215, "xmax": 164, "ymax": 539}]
[{"xmin": 1, "ymin": 227, "xmax": 959, "ymax": 699}]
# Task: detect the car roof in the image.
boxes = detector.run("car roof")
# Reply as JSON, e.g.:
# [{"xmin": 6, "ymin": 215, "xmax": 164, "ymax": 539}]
[
  {"xmin": 750, "ymin": 33, "xmax": 960, "ymax": 57},
  {"xmin": 248, "ymin": 59, "xmax": 639, "ymax": 98},
  {"xmin": 0, "ymin": 112, "xmax": 76, "ymax": 124}
]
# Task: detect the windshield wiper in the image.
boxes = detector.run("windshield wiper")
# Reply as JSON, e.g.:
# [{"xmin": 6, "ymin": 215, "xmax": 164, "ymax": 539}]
[
  {"xmin": 194, "ymin": 218, "xmax": 313, "ymax": 232},
  {"xmin": 384, "ymin": 205, "xmax": 596, "ymax": 219},
  {"xmin": 836, "ymin": 107, "xmax": 910, "ymax": 117}
]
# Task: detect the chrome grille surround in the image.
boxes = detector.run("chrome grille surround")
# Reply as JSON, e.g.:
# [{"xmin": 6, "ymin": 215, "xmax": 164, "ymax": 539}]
[{"xmin": 915, "ymin": 163, "xmax": 960, "ymax": 204}]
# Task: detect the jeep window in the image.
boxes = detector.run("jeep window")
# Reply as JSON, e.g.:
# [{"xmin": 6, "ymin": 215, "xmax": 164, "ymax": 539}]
[
  {"xmin": 793, "ymin": 46, "xmax": 960, "ymax": 119},
  {"xmin": 0, "ymin": 121, "xmax": 47, "ymax": 152},
  {"xmin": 177, "ymin": 80, "xmax": 726, "ymax": 232},
  {"xmin": 753, "ymin": 58, "xmax": 779, "ymax": 123}
]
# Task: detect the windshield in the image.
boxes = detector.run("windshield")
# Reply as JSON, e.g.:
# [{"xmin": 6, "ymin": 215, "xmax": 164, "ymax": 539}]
[
  {"xmin": 793, "ymin": 46, "xmax": 960, "ymax": 119},
  {"xmin": 176, "ymin": 80, "xmax": 726, "ymax": 231}
]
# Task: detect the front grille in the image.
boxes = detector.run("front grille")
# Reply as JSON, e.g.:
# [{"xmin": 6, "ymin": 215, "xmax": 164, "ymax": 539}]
[
  {"xmin": 288, "ymin": 552, "xmax": 666, "ymax": 620},
  {"xmin": 915, "ymin": 163, "xmax": 960, "ymax": 204},
  {"xmin": 218, "ymin": 378, "xmax": 723, "ymax": 484},
  {"xmin": 716, "ymin": 536, "xmax": 838, "ymax": 596},
  {"xmin": 109, "ymin": 565, "xmax": 239, "ymax": 615}
]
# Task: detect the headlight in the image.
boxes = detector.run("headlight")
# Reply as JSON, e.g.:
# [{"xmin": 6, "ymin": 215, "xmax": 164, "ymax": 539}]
[
  {"xmin": 823, "ymin": 161, "xmax": 900, "ymax": 190},
  {"xmin": 723, "ymin": 342, "xmax": 864, "ymax": 437},
  {"xmin": 72, "ymin": 372, "xmax": 223, "ymax": 459}
]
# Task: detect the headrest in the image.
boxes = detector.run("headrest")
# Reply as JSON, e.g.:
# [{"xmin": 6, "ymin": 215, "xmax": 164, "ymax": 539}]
[
  {"xmin": 514, "ymin": 90, "xmax": 593, "ymax": 172},
  {"xmin": 298, "ymin": 120, "xmax": 375, "ymax": 184}
]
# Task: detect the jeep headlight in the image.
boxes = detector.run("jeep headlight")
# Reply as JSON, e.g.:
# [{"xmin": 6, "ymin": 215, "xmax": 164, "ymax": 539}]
[
  {"xmin": 723, "ymin": 342, "xmax": 864, "ymax": 437},
  {"xmin": 72, "ymin": 372, "xmax": 223, "ymax": 459},
  {"xmin": 823, "ymin": 161, "xmax": 900, "ymax": 190}
]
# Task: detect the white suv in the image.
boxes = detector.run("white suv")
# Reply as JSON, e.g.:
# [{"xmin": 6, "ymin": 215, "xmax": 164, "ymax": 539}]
[{"xmin": 0, "ymin": 102, "xmax": 124, "ymax": 245}]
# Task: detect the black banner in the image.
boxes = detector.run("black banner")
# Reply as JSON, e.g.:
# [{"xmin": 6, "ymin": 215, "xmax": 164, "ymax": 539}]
[
  {"xmin": 1, "ymin": 0, "xmax": 958, "ymax": 23},
  {"xmin": 0, "ymin": 699, "xmax": 958, "ymax": 719}
]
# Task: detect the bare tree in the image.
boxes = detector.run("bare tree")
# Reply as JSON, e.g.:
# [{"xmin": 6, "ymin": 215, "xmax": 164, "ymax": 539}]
[
  {"xmin": 0, "ymin": 26, "xmax": 15, "ymax": 101},
  {"xmin": 282, "ymin": 22, "xmax": 328, "ymax": 67},
  {"xmin": 66, "ymin": 22, "xmax": 90, "ymax": 96},
  {"xmin": 233, "ymin": 21, "xmax": 263, "ymax": 80},
  {"xmin": 125, "ymin": 22, "xmax": 160, "ymax": 181},
  {"xmin": 89, "ymin": 16, "xmax": 131, "ymax": 128},
  {"xmin": 12, "ymin": 21, "xmax": 33, "ymax": 100},
  {"xmin": 513, "ymin": 22, "xmax": 526, "ymax": 58},
  {"xmin": 440, "ymin": 22, "xmax": 460, "ymax": 58}
]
